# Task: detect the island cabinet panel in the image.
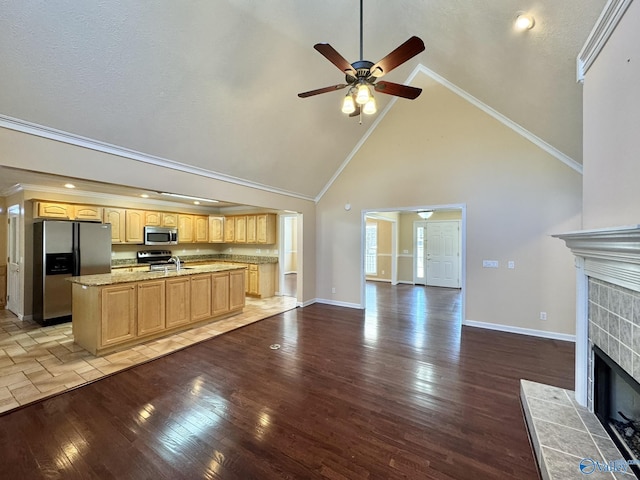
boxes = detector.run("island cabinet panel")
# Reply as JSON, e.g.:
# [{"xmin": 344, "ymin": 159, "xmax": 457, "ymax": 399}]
[
  {"xmin": 165, "ymin": 277, "xmax": 191, "ymax": 328},
  {"xmin": 211, "ymin": 272, "xmax": 230, "ymax": 316},
  {"xmin": 125, "ymin": 210, "xmax": 145, "ymax": 243},
  {"xmin": 229, "ymin": 269, "xmax": 246, "ymax": 311},
  {"xmin": 101, "ymin": 284, "xmax": 137, "ymax": 348},
  {"xmin": 208, "ymin": 216, "xmax": 225, "ymax": 243},
  {"xmin": 190, "ymin": 274, "xmax": 212, "ymax": 322},
  {"xmin": 137, "ymin": 280, "xmax": 166, "ymax": 336},
  {"xmin": 103, "ymin": 207, "xmax": 126, "ymax": 243}
]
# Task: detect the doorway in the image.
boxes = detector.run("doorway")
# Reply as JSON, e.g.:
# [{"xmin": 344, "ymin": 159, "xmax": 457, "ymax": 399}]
[
  {"xmin": 414, "ymin": 220, "xmax": 461, "ymax": 288},
  {"xmin": 7, "ymin": 205, "xmax": 21, "ymax": 316},
  {"xmin": 279, "ymin": 213, "xmax": 300, "ymax": 299}
]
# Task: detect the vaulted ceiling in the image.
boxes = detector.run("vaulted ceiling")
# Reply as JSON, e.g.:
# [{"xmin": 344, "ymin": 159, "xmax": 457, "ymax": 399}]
[{"xmin": 0, "ymin": 0, "xmax": 606, "ymax": 200}]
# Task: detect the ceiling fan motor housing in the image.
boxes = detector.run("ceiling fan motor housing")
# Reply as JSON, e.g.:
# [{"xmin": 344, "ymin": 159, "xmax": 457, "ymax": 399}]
[{"xmin": 346, "ymin": 60, "xmax": 375, "ymax": 84}]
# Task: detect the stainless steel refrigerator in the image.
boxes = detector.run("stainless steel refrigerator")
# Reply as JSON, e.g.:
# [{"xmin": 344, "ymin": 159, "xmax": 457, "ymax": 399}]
[{"xmin": 33, "ymin": 220, "xmax": 112, "ymax": 325}]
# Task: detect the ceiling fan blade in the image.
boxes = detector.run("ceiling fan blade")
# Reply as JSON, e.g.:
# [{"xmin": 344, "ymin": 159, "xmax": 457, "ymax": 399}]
[
  {"xmin": 298, "ymin": 84, "xmax": 348, "ymax": 98},
  {"xmin": 374, "ymin": 81, "xmax": 422, "ymax": 99},
  {"xmin": 369, "ymin": 36, "xmax": 425, "ymax": 78},
  {"xmin": 314, "ymin": 43, "xmax": 357, "ymax": 76}
]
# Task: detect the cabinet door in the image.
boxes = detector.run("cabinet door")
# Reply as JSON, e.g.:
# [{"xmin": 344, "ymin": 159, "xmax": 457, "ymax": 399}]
[
  {"xmin": 257, "ymin": 214, "xmax": 276, "ymax": 244},
  {"xmin": 103, "ymin": 208, "xmax": 126, "ymax": 243},
  {"xmin": 248, "ymin": 265, "xmax": 259, "ymax": 295},
  {"xmin": 101, "ymin": 284, "xmax": 136, "ymax": 347},
  {"xmin": 190, "ymin": 274, "xmax": 212, "ymax": 322},
  {"xmin": 161, "ymin": 213, "xmax": 178, "ymax": 227},
  {"xmin": 235, "ymin": 216, "xmax": 247, "ymax": 243},
  {"xmin": 36, "ymin": 202, "xmax": 72, "ymax": 219},
  {"xmin": 229, "ymin": 269, "xmax": 246, "ymax": 311},
  {"xmin": 212, "ymin": 272, "xmax": 230, "ymax": 316},
  {"xmin": 246, "ymin": 215, "xmax": 257, "ymax": 244},
  {"xmin": 224, "ymin": 216, "xmax": 235, "ymax": 243},
  {"xmin": 74, "ymin": 205, "xmax": 104, "ymax": 221},
  {"xmin": 166, "ymin": 277, "xmax": 191, "ymax": 328},
  {"xmin": 194, "ymin": 215, "xmax": 209, "ymax": 243},
  {"xmin": 178, "ymin": 215, "xmax": 194, "ymax": 243},
  {"xmin": 125, "ymin": 210, "xmax": 145, "ymax": 243},
  {"xmin": 145, "ymin": 211, "xmax": 162, "ymax": 226},
  {"xmin": 137, "ymin": 280, "xmax": 165, "ymax": 336},
  {"xmin": 208, "ymin": 216, "xmax": 225, "ymax": 243}
]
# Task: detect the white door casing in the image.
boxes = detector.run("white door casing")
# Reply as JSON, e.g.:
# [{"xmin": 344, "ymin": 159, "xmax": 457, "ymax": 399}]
[{"xmin": 7, "ymin": 205, "xmax": 21, "ymax": 315}]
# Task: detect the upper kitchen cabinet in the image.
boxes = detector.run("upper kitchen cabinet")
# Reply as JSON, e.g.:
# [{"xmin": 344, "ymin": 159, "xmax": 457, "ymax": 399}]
[
  {"xmin": 208, "ymin": 216, "xmax": 224, "ymax": 243},
  {"xmin": 246, "ymin": 215, "xmax": 257, "ymax": 244},
  {"xmin": 125, "ymin": 209, "xmax": 145, "ymax": 243},
  {"xmin": 161, "ymin": 213, "xmax": 178, "ymax": 228},
  {"xmin": 103, "ymin": 207, "xmax": 126, "ymax": 243},
  {"xmin": 34, "ymin": 202, "xmax": 103, "ymax": 221},
  {"xmin": 256, "ymin": 214, "xmax": 276, "ymax": 244},
  {"xmin": 224, "ymin": 216, "xmax": 235, "ymax": 243},
  {"xmin": 194, "ymin": 215, "xmax": 208, "ymax": 243},
  {"xmin": 144, "ymin": 211, "xmax": 162, "ymax": 226},
  {"xmin": 234, "ymin": 216, "xmax": 247, "ymax": 243},
  {"xmin": 178, "ymin": 214, "xmax": 194, "ymax": 243}
]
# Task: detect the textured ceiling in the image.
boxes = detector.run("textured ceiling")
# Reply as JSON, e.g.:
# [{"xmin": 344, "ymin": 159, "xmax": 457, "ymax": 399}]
[{"xmin": 0, "ymin": 0, "xmax": 606, "ymax": 199}]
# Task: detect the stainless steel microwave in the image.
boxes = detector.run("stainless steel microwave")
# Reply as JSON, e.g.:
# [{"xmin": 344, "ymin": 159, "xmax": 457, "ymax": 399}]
[{"xmin": 144, "ymin": 226, "xmax": 178, "ymax": 245}]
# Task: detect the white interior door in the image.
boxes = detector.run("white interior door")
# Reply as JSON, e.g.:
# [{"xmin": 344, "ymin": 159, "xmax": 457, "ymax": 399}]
[
  {"xmin": 7, "ymin": 206, "xmax": 21, "ymax": 315},
  {"xmin": 426, "ymin": 220, "xmax": 461, "ymax": 288}
]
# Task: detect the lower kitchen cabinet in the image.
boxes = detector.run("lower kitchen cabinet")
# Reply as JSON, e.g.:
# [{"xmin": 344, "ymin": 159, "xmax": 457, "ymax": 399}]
[
  {"xmin": 165, "ymin": 277, "xmax": 191, "ymax": 328},
  {"xmin": 247, "ymin": 263, "xmax": 276, "ymax": 298},
  {"xmin": 212, "ymin": 272, "xmax": 230, "ymax": 316},
  {"xmin": 137, "ymin": 280, "xmax": 166, "ymax": 336},
  {"xmin": 229, "ymin": 269, "xmax": 246, "ymax": 310},
  {"xmin": 190, "ymin": 273, "xmax": 212, "ymax": 322}
]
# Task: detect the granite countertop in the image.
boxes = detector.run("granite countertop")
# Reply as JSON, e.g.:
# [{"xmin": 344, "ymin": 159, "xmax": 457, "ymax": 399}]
[
  {"xmin": 111, "ymin": 254, "xmax": 278, "ymax": 269},
  {"xmin": 68, "ymin": 263, "xmax": 247, "ymax": 286}
]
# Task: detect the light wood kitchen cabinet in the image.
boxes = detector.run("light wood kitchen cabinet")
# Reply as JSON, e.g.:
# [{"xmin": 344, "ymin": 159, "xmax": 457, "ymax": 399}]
[
  {"xmin": 235, "ymin": 216, "xmax": 247, "ymax": 243},
  {"xmin": 100, "ymin": 284, "xmax": 137, "ymax": 348},
  {"xmin": 74, "ymin": 205, "xmax": 104, "ymax": 221},
  {"xmin": 256, "ymin": 214, "xmax": 277, "ymax": 244},
  {"xmin": 224, "ymin": 216, "xmax": 235, "ymax": 242},
  {"xmin": 144, "ymin": 211, "xmax": 162, "ymax": 226},
  {"xmin": 246, "ymin": 215, "xmax": 257, "ymax": 243},
  {"xmin": 178, "ymin": 214, "xmax": 194, "ymax": 243},
  {"xmin": 103, "ymin": 207, "xmax": 126, "ymax": 243},
  {"xmin": 211, "ymin": 272, "xmax": 230, "ymax": 316},
  {"xmin": 0, "ymin": 265, "xmax": 6, "ymax": 308},
  {"xmin": 190, "ymin": 274, "xmax": 212, "ymax": 322},
  {"xmin": 229, "ymin": 269, "xmax": 246, "ymax": 310},
  {"xmin": 165, "ymin": 277, "xmax": 191, "ymax": 328},
  {"xmin": 137, "ymin": 280, "xmax": 165, "ymax": 336},
  {"xmin": 247, "ymin": 263, "xmax": 276, "ymax": 298},
  {"xmin": 194, "ymin": 215, "xmax": 209, "ymax": 243},
  {"xmin": 161, "ymin": 213, "xmax": 178, "ymax": 227},
  {"xmin": 125, "ymin": 209, "xmax": 145, "ymax": 243},
  {"xmin": 35, "ymin": 202, "xmax": 73, "ymax": 219},
  {"xmin": 208, "ymin": 216, "xmax": 225, "ymax": 243}
]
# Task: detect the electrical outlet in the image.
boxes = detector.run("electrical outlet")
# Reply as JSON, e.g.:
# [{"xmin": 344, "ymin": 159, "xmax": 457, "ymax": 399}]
[
  {"xmin": 540, "ymin": 312, "xmax": 547, "ymax": 320},
  {"xmin": 382, "ymin": 270, "xmax": 385, "ymax": 275},
  {"xmin": 332, "ymin": 287, "xmax": 336, "ymax": 294},
  {"xmin": 508, "ymin": 261, "xmax": 515, "ymax": 269},
  {"xmin": 482, "ymin": 260, "xmax": 499, "ymax": 268}
]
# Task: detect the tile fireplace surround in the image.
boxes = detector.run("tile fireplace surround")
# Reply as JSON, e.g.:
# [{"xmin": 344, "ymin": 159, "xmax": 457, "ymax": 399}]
[{"xmin": 520, "ymin": 226, "xmax": 640, "ymax": 479}]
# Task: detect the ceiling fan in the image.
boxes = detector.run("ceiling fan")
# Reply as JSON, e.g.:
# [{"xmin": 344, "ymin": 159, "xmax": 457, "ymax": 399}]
[{"xmin": 298, "ymin": 0, "xmax": 425, "ymax": 118}]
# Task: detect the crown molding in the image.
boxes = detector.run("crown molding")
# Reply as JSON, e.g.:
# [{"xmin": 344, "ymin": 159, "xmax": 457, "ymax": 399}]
[
  {"xmin": 0, "ymin": 114, "xmax": 315, "ymax": 202},
  {"xmin": 577, "ymin": 0, "xmax": 633, "ymax": 82}
]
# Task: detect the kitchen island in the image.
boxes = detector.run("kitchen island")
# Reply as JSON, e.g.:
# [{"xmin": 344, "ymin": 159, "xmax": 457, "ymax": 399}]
[{"xmin": 68, "ymin": 263, "xmax": 246, "ymax": 355}]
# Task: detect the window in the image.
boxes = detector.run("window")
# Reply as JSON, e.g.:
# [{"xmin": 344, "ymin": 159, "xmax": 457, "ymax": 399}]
[{"xmin": 365, "ymin": 223, "xmax": 377, "ymax": 275}]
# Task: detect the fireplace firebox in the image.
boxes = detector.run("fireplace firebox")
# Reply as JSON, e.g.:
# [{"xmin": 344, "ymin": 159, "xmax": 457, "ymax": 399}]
[{"xmin": 594, "ymin": 345, "xmax": 640, "ymax": 476}]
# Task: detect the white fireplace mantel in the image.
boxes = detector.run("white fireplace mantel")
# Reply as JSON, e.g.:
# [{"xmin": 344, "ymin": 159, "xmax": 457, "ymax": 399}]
[{"xmin": 554, "ymin": 225, "xmax": 640, "ymax": 407}]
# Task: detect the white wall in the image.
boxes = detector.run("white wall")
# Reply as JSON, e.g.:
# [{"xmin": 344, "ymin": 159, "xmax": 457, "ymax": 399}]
[{"xmin": 316, "ymin": 71, "xmax": 582, "ymax": 335}]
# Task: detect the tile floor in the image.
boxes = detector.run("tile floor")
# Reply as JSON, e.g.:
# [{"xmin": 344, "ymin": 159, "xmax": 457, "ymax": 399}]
[{"xmin": 0, "ymin": 295, "xmax": 297, "ymax": 415}]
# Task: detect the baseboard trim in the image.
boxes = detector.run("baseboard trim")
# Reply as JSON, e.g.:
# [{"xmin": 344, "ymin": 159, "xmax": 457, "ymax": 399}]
[
  {"xmin": 315, "ymin": 298, "xmax": 363, "ymax": 310},
  {"xmin": 463, "ymin": 319, "xmax": 575, "ymax": 342}
]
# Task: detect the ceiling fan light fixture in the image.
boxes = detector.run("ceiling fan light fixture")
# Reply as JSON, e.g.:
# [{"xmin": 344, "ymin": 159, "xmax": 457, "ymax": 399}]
[
  {"xmin": 417, "ymin": 210, "xmax": 434, "ymax": 219},
  {"xmin": 341, "ymin": 94, "xmax": 356, "ymax": 114},
  {"xmin": 355, "ymin": 84, "xmax": 371, "ymax": 105},
  {"xmin": 363, "ymin": 97, "xmax": 377, "ymax": 115}
]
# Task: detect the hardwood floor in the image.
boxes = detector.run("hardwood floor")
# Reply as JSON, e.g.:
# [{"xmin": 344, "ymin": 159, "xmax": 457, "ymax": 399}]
[{"xmin": 0, "ymin": 283, "xmax": 574, "ymax": 479}]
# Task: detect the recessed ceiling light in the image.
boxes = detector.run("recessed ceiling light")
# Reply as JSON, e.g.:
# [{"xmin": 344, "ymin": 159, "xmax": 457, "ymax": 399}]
[
  {"xmin": 140, "ymin": 194, "xmax": 149, "ymax": 198},
  {"xmin": 193, "ymin": 201, "xmax": 200, "ymax": 205},
  {"xmin": 515, "ymin": 14, "xmax": 535, "ymax": 31},
  {"xmin": 64, "ymin": 183, "xmax": 75, "ymax": 189}
]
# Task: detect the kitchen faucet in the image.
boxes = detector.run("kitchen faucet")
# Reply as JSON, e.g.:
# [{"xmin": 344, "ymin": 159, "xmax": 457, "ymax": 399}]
[{"xmin": 169, "ymin": 256, "xmax": 181, "ymax": 271}]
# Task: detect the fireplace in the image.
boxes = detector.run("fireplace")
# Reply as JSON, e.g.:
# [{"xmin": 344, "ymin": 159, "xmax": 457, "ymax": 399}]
[{"xmin": 593, "ymin": 345, "xmax": 640, "ymax": 476}]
